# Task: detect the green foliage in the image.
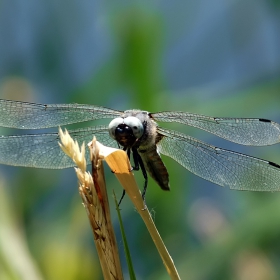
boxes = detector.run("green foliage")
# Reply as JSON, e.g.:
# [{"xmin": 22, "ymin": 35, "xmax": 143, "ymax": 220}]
[{"xmin": 114, "ymin": 192, "xmax": 136, "ymax": 280}]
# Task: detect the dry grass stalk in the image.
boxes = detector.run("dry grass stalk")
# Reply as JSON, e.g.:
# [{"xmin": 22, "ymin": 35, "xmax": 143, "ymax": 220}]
[
  {"xmin": 59, "ymin": 127, "xmax": 180, "ymax": 280},
  {"xmin": 58, "ymin": 128, "xmax": 123, "ymax": 280},
  {"xmin": 96, "ymin": 143, "xmax": 181, "ymax": 280}
]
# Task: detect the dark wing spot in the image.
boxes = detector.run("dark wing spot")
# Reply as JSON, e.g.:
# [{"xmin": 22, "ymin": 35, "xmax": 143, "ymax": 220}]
[
  {"xmin": 269, "ymin": 161, "xmax": 280, "ymax": 168},
  {"xmin": 259, "ymin": 118, "xmax": 271, "ymax": 123}
]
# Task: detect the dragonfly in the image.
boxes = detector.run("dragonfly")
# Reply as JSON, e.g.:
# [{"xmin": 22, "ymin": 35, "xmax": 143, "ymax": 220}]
[{"xmin": 1, "ymin": 99, "xmax": 280, "ymax": 198}]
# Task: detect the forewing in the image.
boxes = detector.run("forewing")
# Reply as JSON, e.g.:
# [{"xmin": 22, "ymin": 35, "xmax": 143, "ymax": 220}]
[
  {"xmin": 152, "ymin": 111, "xmax": 280, "ymax": 146},
  {"xmin": 0, "ymin": 126, "xmax": 118, "ymax": 169},
  {"xmin": 0, "ymin": 99, "xmax": 123, "ymax": 129},
  {"xmin": 156, "ymin": 127, "xmax": 280, "ymax": 191}
]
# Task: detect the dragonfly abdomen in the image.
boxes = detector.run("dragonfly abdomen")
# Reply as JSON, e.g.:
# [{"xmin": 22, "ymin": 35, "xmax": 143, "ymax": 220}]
[{"xmin": 138, "ymin": 146, "xmax": 170, "ymax": 191}]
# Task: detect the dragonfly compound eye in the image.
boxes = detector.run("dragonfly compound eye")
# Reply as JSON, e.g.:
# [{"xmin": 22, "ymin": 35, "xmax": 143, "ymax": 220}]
[
  {"xmin": 123, "ymin": 116, "xmax": 144, "ymax": 139},
  {"xmin": 108, "ymin": 117, "xmax": 124, "ymax": 139}
]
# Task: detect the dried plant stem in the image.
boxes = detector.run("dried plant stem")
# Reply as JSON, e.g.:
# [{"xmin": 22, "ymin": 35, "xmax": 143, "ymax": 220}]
[
  {"xmin": 59, "ymin": 127, "xmax": 180, "ymax": 279},
  {"xmin": 98, "ymin": 145, "xmax": 181, "ymax": 280},
  {"xmin": 59, "ymin": 128, "xmax": 123, "ymax": 280}
]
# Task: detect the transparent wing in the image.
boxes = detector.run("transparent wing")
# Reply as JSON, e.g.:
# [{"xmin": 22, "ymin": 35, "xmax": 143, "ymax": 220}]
[
  {"xmin": 157, "ymin": 127, "xmax": 280, "ymax": 191},
  {"xmin": 0, "ymin": 125, "xmax": 118, "ymax": 169},
  {"xmin": 0, "ymin": 99, "xmax": 123, "ymax": 129},
  {"xmin": 152, "ymin": 111, "xmax": 280, "ymax": 146}
]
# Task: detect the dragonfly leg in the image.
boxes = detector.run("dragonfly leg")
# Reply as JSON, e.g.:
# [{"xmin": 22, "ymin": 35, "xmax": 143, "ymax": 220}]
[
  {"xmin": 118, "ymin": 147, "xmax": 148, "ymax": 206},
  {"xmin": 118, "ymin": 190, "xmax": 126, "ymax": 206},
  {"xmin": 117, "ymin": 148, "xmax": 136, "ymax": 206},
  {"xmin": 132, "ymin": 148, "xmax": 148, "ymax": 203},
  {"xmin": 126, "ymin": 147, "xmax": 139, "ymax": 171},
  {"xmin": 116, "ymin": 147, "xmax": 130, "ymax": 206},
  {"xmin": 137, "ymin": 154, "xmax": 148, "ymax": 203}
]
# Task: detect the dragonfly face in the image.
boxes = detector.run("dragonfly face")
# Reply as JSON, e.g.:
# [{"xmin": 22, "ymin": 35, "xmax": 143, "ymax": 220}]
[
  {"xmin": 108, "ymin": 115, "xmax": 145, "ymax": 148},
  {"xmin": 1, "ymin": 99, "xmax": 280, "ymax": 194}
]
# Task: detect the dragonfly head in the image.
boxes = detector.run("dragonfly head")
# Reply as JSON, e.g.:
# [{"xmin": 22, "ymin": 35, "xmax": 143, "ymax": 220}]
[{"xmin": 108, "ymin": 116, "xmax": 144, "ymax": 148}]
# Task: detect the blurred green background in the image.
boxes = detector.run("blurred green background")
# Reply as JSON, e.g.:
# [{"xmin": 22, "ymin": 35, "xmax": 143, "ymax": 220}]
[{"xmin": 1, "ymin": 1, "xmax": 280, "ymax": 279}]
